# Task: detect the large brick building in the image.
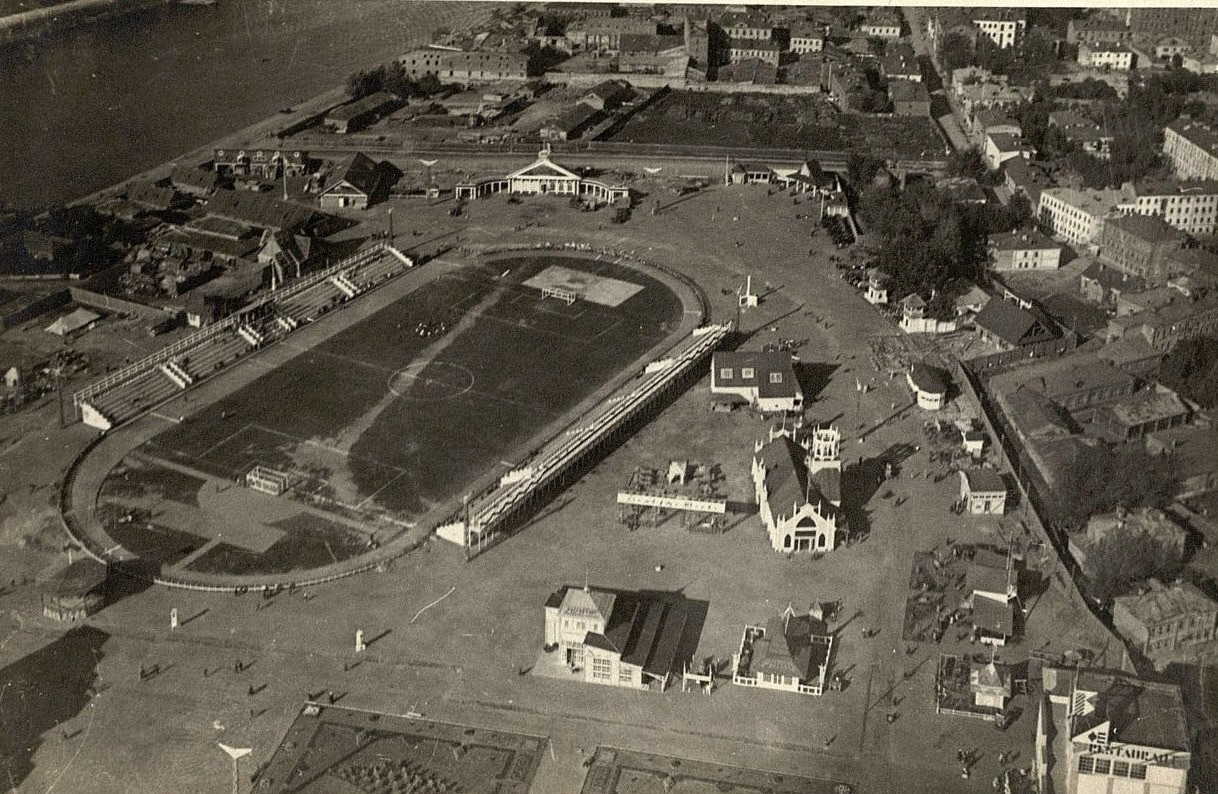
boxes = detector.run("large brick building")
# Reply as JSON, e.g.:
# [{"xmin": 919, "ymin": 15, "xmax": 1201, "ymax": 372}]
[
  {"xmin": 399, "ymin": 48, "xmax": 528, "ymax": 84},
  {"xmin": 1097, "ymin": 214, "xmax": 1187, "ymax": 280},
  {"xmin": 1113, "ymin": 580, "xmax": 1218, "ymax": 661}
]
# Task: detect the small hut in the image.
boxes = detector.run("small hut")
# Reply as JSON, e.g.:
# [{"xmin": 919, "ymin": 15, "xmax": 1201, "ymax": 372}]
[{"xmin": 40, "ymin": 559, "xmax": 109, "ymax": 622}]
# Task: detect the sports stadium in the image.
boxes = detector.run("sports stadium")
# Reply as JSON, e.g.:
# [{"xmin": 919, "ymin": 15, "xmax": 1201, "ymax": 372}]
[{"xmin": 63, "ymin": 242, "xmax": 723, "ymax": 587}]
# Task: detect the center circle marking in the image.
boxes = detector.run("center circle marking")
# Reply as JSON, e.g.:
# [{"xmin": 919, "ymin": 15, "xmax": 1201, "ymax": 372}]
[{"xmin": 388, "ymin": 361, "xmax": 475, "ymax": 402}]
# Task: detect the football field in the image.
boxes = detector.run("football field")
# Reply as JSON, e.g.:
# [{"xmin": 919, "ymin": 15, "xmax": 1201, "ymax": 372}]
[{"xmin": 140, "ymin": 254, "xmax": 684, "ymax": 519}]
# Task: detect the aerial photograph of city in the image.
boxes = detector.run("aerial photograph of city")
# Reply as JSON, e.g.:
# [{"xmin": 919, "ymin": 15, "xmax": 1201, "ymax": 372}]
[{"xmin": 1, "ymin": 0, "xmax": 1217, "ymax": 792}]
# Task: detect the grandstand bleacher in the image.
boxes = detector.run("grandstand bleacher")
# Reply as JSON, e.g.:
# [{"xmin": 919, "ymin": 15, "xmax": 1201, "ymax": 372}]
[{"xmin": 76, "ymin": 244, "xmax": 412, "ymax": 431}]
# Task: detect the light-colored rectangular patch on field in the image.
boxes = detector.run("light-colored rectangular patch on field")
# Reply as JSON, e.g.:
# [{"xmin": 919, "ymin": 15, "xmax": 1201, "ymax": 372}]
[{"xmin": 523, "ymin": 265, "xmax": 642, "ymax": 307}]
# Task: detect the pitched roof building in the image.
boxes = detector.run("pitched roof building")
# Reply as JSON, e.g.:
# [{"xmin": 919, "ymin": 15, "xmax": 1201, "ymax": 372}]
[
  {"xmin": 710, "ymin": 351, "xmax": 802, "ymax": 413},
  {"xmin": 751, "ymin": 426, "xmax": 842, "ymax": 554},
  {"xmin": 972, "ymin": 299, "xmax": 1058, "ymax": 351},
  {"xmin": 542, "ymin": 585, "xmax": 700, "ymax": 691},
  {"xmin": 732, "ymin": 605, "xmax": 834, "ymax": 695},
  {"xmin": 1036, "ymin": 666, "xmax": 1191, "ymax": 794}
]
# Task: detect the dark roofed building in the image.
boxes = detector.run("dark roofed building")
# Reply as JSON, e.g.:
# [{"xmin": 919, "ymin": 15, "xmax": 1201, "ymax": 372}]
[
  {"xmin": 171, "ymin": 166, "xmax": 222, "ymax": 197},
  {"xmin": 1038, "ymin": 666, "xmax": 1192, "ymax": 794},
  {"xmin": 973, "ymin": 298, "xmax": 1058, "ymax": 351},
  {"xmin": 732, "ymin": 605, "xmax": 834, "ymax": 695},
  {"xmin": 40, "ymin": 559, "xmax": 108, "ymax": 622},
  {"xmin": 204, "ymin": 189, "xmax": 320, "ymax": 234},
  {"xmin": 319, "ymin": 152, "xmax": 384, "ymax": 211},
  {"xmin": 542, "ymin": 584, "xmax": 702, "ymax": 691},
  {"xmin": 959, "ymin": 469, "xmax": 1007, "ymax": 515},
  {"xmin": 908, "ymin": 362, "xmax": 950, "ymax": 410},
  {"xmin": 1080, "ymin": 260, "xmax": 1146, "ymax": 306},
  {"xmin": 126, "ymin": 182, "xmax": 185, "ymax": 212},
  {"xmin": 323, "ymin": 92, "xmax": 401, "ymax": 134},
  {"xmin": 582, "ymin": 79, "xmax": 634, "ymax": 111},
  {"xmin": 710, "ymin": 351, "xmax": 802, "ymax": 413},
  {"xmin": 751, "ymin": 427, "xmax": 842, "ymax": 554},
  {"xmin": 542, "ymin": 103, "xmax": 603, "ymax": 141}
]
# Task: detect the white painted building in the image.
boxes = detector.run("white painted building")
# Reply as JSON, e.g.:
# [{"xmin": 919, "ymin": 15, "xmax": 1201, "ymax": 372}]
[
  {"xmin": 972, "ymin": 11, "xmax": 1026, "ymax": 49},
  {"xmin": 1037, "ymin": 188, "xmax": 1125, "ymax": 247},
  {"xmin": 710, "ymin": 351, "xmax": 803, "ymax": 413},
  {"xmin": 1078, "ymin": 42, "xmax": 1135, "ymax": 70},
  {"xmin": 959, "ymin": 469, "xmax": 1007, "ymax": 515},
  {"xmin": 752, "ymin": 426, "xmax": 841, "ymax": 553},
  {"xmin": 1037, "ymin": 667, "xmax": 1192, "ymax": 794},
  {"xmin": 1163, "ymin": 118, "xmax": 1218, "ymax": 181}
]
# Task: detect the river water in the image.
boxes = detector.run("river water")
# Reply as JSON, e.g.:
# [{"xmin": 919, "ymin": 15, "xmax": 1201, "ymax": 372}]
[{"xmin": 0, "ymin": 0, "xmax": 491, "ymax": 208}]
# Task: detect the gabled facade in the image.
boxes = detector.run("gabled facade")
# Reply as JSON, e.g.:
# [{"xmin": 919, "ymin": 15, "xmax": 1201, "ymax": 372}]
[
  {"xmin": 542, "ymin": 585, "xmax": 697, "ymax": 691},
  {"xmin": 732, "ymin": 605, "xmax": 834, "ymax": 695},
  {"xmin": 1037, "ymin": 666, "xmax": 1191, "ymax": 794},
  {"xmin": 751, "ymin": 426, "xmax": 841, "ymax": 553},
  {"xmin": 455, "ymin": 147, "xmax": 629, "ymax": 205}
]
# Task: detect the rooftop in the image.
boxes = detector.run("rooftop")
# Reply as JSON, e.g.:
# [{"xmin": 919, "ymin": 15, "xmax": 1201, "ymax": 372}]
[
  {"xmin": 1081, "ymin": 260, "xmax": 1146, "ymax": 292},
  {"xmin": 1114, "ymin": 580, "xmax": 1217, "ymax": 628},
  {"xmin": 751, "ymin": 608, "xmax": 831, "ymax": 682},
  {"xmin": 989, "ymin": 229, "xmax": 1059, "ymax": 252},
  {"xmin": 888, "ymin": 79, "xmax": 928, "ymax": 103},
  {"xmin": 1030, "ymin": 356, "xmax": 1138, "ymax": 402},
  {"xmin": 973, "ymin": 299, "xmax": 1055, "ymax": 347},
  {"xmin": 1069, "ymin": 668, "xmax": 1192, "ymax": 752},
  {"xmin": 1103, "ymin": 213, "xmax": 1187, "ymax": 245},
  {"xmin": 963, "ymin": 468, "xmax": 1006, "ymax": 494},
  {"xmin": 1166, "ymin": 118, "xmax": 1218, "ymax": 157},
  {"xmin": 1041, "ymin": 187, "xmax": 1126, "ymax": 217},
  {"xmin": 551, "ymin": 585, "xmax": 698, "ymax": 679},
  {"xmin": 1100, "ymin": 386, "xmax": 1189, "ymax": 429},
  {"xmin": 909, "ymin": 362, "xmax": 949, "ymax": 395},
  {"xmin": 325, "ymin": 91, "xmax": 399, "ymax": 122}
]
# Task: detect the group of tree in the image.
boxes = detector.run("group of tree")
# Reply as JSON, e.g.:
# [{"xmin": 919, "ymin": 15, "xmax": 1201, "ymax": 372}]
[
  {"xmin": 1009, "ymin": 70, "xmax": 1218, "ymax": 189},
  {"xmin": 938, "ymin": 26, "xmax": 1058, "ymax": 86},
  {"xmin": 347, "ymin": 63, "xmax": 445, "ymax": 101},
  {"xmin": 1158, "ymin": 334, "xmax": 1218, "ymax": 409},
  {"xmin": 1051, "ymin": 442, "xmax": 1177, "ymax": 532},
  {"xmin": 1084, "ymin": 528, "xmax": 1184, "ymax": 602},
  {"xmin": 856, "ymin": 178, "xmax": 1031, "ymax": 313}
]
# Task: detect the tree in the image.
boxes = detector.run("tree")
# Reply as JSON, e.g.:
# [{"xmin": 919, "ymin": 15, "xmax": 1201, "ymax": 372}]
[
  {"xmin": 845, "ymin": 153, "xmax": 885, "ymax": 191},
  {"xmin": 612, "ymin": 207, "xmax": 631, "ymax": 224},
  {"xmin": 1084, "ymin": 530, "xmax": 1184, "ymax": 602},
  {"xmin": 947, "ymin": 146, "xmax": 987, "ymax": 181},
  {"xmin": 1159, "ymin": 334, "xmax": 1218, "ymax": 409},
  {"xmin": 940, "ymin": 32, "xmax": 975, "ymax": 73},
  {"xmin": 1053, "ymin": 443, "xmax": 1177, "ymax": 531}
]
